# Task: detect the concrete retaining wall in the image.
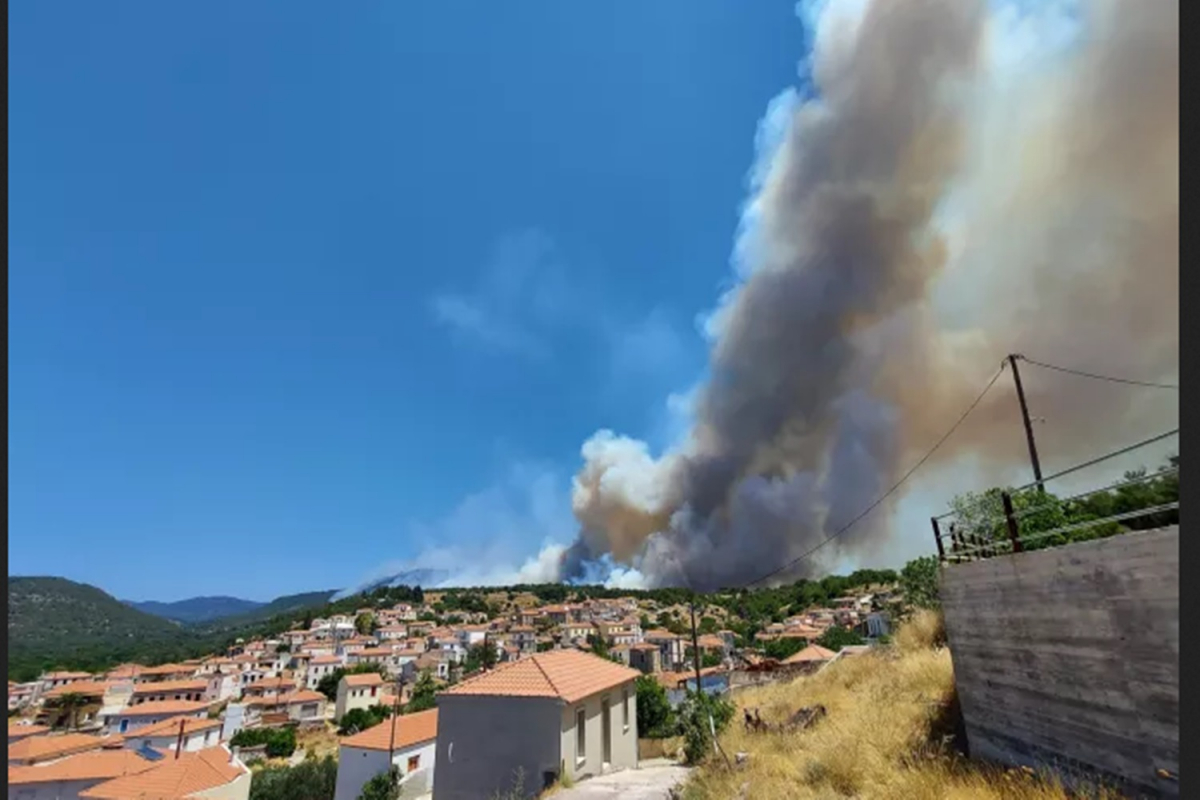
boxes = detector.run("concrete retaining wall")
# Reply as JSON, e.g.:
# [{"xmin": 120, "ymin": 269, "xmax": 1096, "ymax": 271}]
[{"xmin": 941, "ymin": 526, "xmax": 1178, "ymax": 798}]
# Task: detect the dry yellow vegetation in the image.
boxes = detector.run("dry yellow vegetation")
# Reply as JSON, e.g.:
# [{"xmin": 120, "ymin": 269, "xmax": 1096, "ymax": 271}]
[{"xmin": 681, "ymin": 610, "xmax": 1123, "ymax": 800}]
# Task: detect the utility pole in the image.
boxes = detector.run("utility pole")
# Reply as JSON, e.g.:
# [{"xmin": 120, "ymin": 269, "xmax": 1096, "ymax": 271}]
[
  {"xmin": 689, "ymin": 602, "xmax": 703, "ymax": 696},
  {"xmin": 1008, "ymin": 354, "xmax": 1045, "ymax": 493},
  {"xmin": 387, "ymin": 673, "xmax": 405, "ymax": 767}
]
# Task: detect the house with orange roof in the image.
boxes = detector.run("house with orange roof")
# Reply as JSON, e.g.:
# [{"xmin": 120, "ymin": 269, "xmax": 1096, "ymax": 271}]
[
  {"xmin": 627, "ymin": 642, "xmax": 662, "ymax": 675},
  {"xmin": 643, "ymin": 629, "xmax": 688, "ymax": 672},
  {"xmin": 9, "ymin": 681, "xmax": 39, "ymax": 711},
  {"xmin": 79, "ymin": 745, "xmax": 251, "ymax": 800},
  {"xmin": 101, "ymin": 700, "xmax": 210, "ymax": 737},
  {"xmin": 780, "ymin": 643, "xmax": 838, "ymax": 671},
  {"xmin": 8, "ymin": 745, "xmax": 163, "ymax": 798},
  {"xmin": 333, "ymin": 709, "xmax": 438, "ymax": 800},
  {"xmin": 133, "ymin": 664, "xmax": 197, "ymax": 684},
  {"xmin": 103, "ymin": 664, "xmax": 144, "ymax": 682},
  {"xmin": 121, "ymin": 715, "xmax": 224, "ymax": 754},
  {"xmin": 335, "ymin": 674, "xmax": 387, "ymax": 721},
  {"xmin": 131, "ymin": 680, "xmax": 209, "ymax": 706},
  {"xmin": 376, "ymin": 624, "xmax": 409, "ymax": 641},
  {"xmin": 8, "ymin": 732, "xmax": 108, "ymax": 766},
  {"xmin": 240, "ymin": 675, "xmax": 297, "ymax": 700},
  {"xmin": 432, "ymin": 649, "xmax": 641, "ymax": 800},
  {"xmin": 304, "ymin": 654, "xmax": 344, "ymax": 690},
  {"xmin": 9, "ymin": 719, "xmax": 52, "ymax": 744}
]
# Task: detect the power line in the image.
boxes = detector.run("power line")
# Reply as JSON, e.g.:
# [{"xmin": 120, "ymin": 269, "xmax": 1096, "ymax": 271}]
[
  {"xmin": 743, "ymin": 362, "xmax": 1007, "ymax": 588},
  {"xmin": 1018, "ymin": 355, "xmax": 1178, "ymax": 390}
]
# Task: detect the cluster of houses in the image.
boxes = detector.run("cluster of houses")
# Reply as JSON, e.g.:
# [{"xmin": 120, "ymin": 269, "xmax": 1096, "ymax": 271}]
[{"xmin": 7, "ymin": 593, "xmax": 891, "ymax": 799}]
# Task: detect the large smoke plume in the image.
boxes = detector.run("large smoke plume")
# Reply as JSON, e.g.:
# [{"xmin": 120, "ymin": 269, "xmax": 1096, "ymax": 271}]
[{"xmin": 561, "ymin": 0, "xmax": 1178, "ymax": 590}]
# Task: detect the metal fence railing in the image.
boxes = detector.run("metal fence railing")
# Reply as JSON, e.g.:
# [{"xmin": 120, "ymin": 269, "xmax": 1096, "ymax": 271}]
[{"xmin": 932, "ymin": 429, "xmax": 1179, "ymax": 564}]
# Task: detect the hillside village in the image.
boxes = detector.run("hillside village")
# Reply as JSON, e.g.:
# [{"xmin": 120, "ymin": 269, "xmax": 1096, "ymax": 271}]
[{"xmin": 7, "ymin": 576, "xmax": 902, "ymax": 800}]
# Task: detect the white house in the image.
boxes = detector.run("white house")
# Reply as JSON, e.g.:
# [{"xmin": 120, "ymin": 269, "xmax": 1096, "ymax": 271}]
[
  {"xmin": 454, "ymin": 626, "xmax": 489, "ymax": 648},
  {"xmin": 335, "ymin": 674, "xmax": 387, "ymax": 721},
  {"xmin": 7, "ymin": 748, "xmax": 164, "ymax": 800},
  {"xmin": 121, "ymin": 715, "xmax": 224, "ymax": 753},
  {"xmin": 102, "ymin": 700, "xmax": 209, "ymax": 736},
  {"xmin": 78, "ymin": 745, "xmax": 251, "ymax": 800},
  {"xmin": 333, "ymin": 709, "xmax": 438, "ymax": 800},
  {"xmin": 306, "ymin": 655, "xmax": 344, "ymax": 690}
]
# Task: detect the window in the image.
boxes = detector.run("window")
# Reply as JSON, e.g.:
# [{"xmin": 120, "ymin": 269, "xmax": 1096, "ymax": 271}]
[
  {"xmin": 575, "ymin": 708, "xmax": 586, "ymax": 762},
  {"xmin": 407, "ymin": 755, "xmax": 420, "ymax": 772},
  {"xmin": 371, "ymin": 687, "xmax": 377, "ymax": 697},
  {"xmin": 623, "ymin": 689, "xmax": 629, "ymax": 730}
]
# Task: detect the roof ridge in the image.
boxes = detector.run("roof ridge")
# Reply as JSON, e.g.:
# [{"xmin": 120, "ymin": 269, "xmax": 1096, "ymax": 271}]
[{"xmin": 529, "ymin": 652, "xmax": 558, "ymax": 695}]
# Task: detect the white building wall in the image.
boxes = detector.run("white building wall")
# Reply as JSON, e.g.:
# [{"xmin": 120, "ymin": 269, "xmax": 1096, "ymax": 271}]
[{"xmin": 333, "ymin": 741, "xmax": 436, "ymax": 800}]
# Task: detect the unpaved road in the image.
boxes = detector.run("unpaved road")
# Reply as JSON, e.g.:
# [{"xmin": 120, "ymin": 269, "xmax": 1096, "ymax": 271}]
[{"xmin": 552, "ymin": 763, "xmax": 691, "ymax": 799}]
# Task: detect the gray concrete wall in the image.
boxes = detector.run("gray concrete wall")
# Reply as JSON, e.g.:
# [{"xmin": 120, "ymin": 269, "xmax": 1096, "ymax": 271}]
[
  {"xmin": 941, "ymin": 526, "xmax": 1178, "ymax": 798},
  {"xmin": 432, "ymin": 696, "xmax": 563, "ymax": 800}
]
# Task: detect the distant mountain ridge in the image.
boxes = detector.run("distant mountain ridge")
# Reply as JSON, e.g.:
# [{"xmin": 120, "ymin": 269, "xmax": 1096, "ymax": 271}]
[
  {"xmin": 331, "ymin": 568, "xmax": 450, "ymax": 600},
  {"xmin": 125, "ymin": 596, "xmax": 265, "ymax": 624}
]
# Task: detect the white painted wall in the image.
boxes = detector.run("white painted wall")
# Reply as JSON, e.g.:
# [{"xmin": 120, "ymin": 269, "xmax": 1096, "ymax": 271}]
[
  {"xmin": 124, "ymin": 726, "xmax": 220, "ymax": 753},
  {"xmin": 334, "ymin": 740, "xmax": 436, "ymax": 800}
]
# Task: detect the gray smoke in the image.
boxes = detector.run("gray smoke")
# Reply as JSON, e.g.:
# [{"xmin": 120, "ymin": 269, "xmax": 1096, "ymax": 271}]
[{"xmin": 561, "ymin": 0, "xmax": 1178, "ymax": 590}]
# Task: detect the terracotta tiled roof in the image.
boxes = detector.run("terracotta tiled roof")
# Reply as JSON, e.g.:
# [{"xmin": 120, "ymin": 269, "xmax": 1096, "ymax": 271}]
[
  {"xmin": 126, "ymin": 716, "xmax": 223, "ymax": 738},
  {"xmin": 646, "ymin": 628, "xmax": 685, "ymax": 640},
  {"xmin": 137, "ymin": 664, "xmax": 194, "ymax": 677},
  {"xmin": 7, "ymin": 721, "xmax": 51, "ymax": 739},
  {"xmin": 440, "ymin": 649, "xmax": 639, "ymax": 702},
  {"xmin": 629, "ymin": 643, "xmax": 660, "ymax": 651},
  {"xmin": 8, "ymin": 748, "xmax": 162, "ymax": 785},
  {"xmin": 343, "ymin": 673, "xmax": 385, "ymax": 688},
  {"xmin": 310, "ymin": 655, "xmax": 342, "ymax": 666},
  {"xmin": 133, "ymin": 680, "xmax": 207, "ymax": 696},
  {"xmin": 781, "ymin": 644, "xmax": 837, "ymax": 664},
  {"xmin": 80, "ymin": 746, "xmax": 247, "ymax": 800},
  {"xmin": 242, "ymin": 677, "xmax": 294, "ymax": 692},
  {"xmin": 282, "ymin": 690, "xmax": 327, "ymax": 705},
  {"xmin": 339, "ymin": 709, "xmax": 438, "ymax": 751},
  {"xmin": 42, "ymin": 681, "xmax": 120, "ymax": 700},
  {"xmin": 112, "ymin": 700, "xmax": 210, "ymax": 717},
  {"xmin": 42, "ymin": 671, "xmax": 94, "ymax": 681},
  {"xmin": 8, "ymin": 733, "xmax": 105, "ymax": 764}
]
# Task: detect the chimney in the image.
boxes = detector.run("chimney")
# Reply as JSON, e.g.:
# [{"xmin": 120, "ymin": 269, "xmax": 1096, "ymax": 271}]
[{"xmin": 230, "ymin": 746, "xmax": 240, "ymax": 764}]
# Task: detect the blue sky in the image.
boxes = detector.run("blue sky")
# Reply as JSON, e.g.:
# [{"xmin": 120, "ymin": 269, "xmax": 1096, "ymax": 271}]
[{"xmin": 9, "ymin": 2, "xmax": 807, "ymax": 601}]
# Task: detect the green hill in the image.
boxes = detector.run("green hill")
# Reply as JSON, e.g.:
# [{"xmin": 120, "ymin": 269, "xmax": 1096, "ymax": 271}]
[
  {"xmin": 7, "ymin": 576, "xmax": 214, "ymax": 681},
  {"xmin": 7, "ymin": 578, "xmax": 340, "ymax": 682}
]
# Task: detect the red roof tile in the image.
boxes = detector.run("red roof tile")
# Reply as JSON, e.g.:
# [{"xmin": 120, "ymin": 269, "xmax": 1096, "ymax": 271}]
[
  {"xmin": 440, "ymin": 649, "xmax": 639, "ymax": 703},
  {"xmin": 339, "ymin": 709, "xmax": 438, "ymax": 751}
]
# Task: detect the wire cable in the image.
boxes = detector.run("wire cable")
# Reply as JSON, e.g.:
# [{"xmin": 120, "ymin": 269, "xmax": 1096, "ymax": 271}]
[
  {"xmin": 743, "ymin": 362, "xmax": 1007, "ymax": 588},
  {"xmin": 1018, "ymin": 355, "xmax": 1178, "ymax": 390}
]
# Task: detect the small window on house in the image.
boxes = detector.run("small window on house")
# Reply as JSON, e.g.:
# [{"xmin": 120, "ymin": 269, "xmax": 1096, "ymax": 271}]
[
  {"xmin": 575, "ymin": 708, "xmax": 586, "ymax": 762},
  {"xmin": 371, "ymin": 687, "xmax": 377, "ymax": 697},
  {"xmin": 407, "ymin": 755, "xmax": 420, "ymax": 772}
]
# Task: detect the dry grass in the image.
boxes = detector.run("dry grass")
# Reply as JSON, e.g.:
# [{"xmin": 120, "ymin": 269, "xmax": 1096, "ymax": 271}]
[
  {"xmin": 295, "ymin": 722, "xmax": 339, "ymax": 759},
  {"xmin": 682, "ymin": 610, "xmax": 1123, "ymax": 800}
]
